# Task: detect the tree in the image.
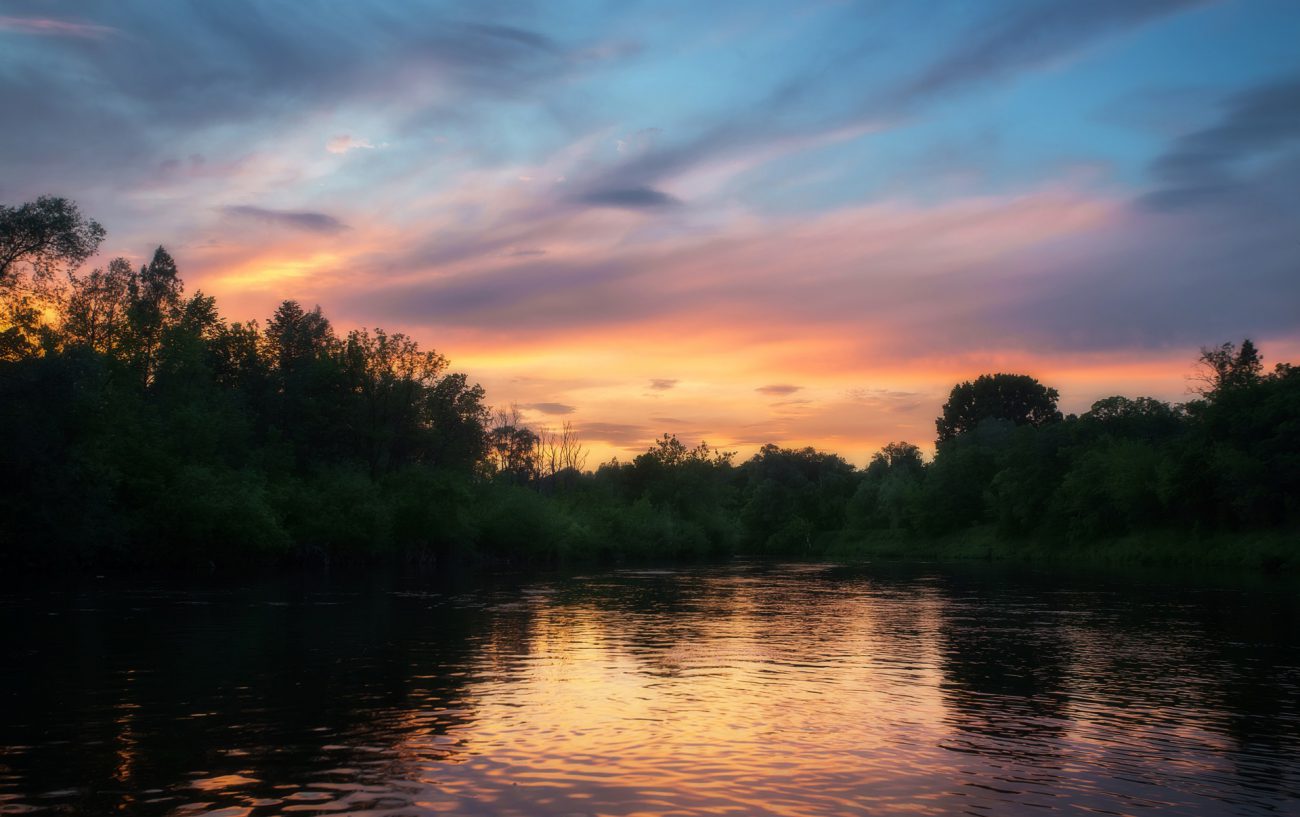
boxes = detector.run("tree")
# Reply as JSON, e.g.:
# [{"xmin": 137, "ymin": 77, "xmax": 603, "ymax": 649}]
[
  {"xmin": 486, "ymin": 406, "xmax": 541, "ymax": 482},
  {"xmin": 868, "ymin": 441, "xmax": 925, "ymax": 475},
  {"xmin": 422, "ymin": 371, "xmax": 489, "ymax": 473},
  {"xmin": 125, "ymin": 246, "xmax": 184, "ymax": 386},
  {"xmin": 266, "ymin": 300, "xmax": 335, "ymax": 376},
  {"xmin": 0, "ymin": 196, "xmax": 105, "ymax": 287},
  {"xmin": 936, "ymin": 373, "xmax": 1062, "ymax": 443},
  {"xmin": 536, "ymin": 421, "xmax": 588, "ymax": 484},
  {"xmin": 642, "ymin": 433, "xmax": 733, "ymax": 467},
  {"xmin": 65, "ymin": 258, "xmax": 136, "ymax": 354},
  {"xmin": 1194, "ymin": 339, "xmax": 1263, "ymax": 398},
  {"xmin": 341, "ymin": 327, "xmax": 447, "ymax": 474}
]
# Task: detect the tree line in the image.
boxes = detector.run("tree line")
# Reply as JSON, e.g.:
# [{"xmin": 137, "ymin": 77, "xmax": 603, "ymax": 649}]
[{"xmin": 2, "ymin": 198, "xmax": 1297, "ymax": 569}]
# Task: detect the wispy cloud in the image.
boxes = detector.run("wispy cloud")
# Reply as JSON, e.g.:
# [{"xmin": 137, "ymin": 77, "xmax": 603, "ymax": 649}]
[
  {"xmin": 222, "ymin": 205, "xmax": 349, "ymax": 235},
  {"xmin": 0, "ymin": 15, "xmax": 116, "ymax": 39},
  {"xmin": 523, "ymin": 402, "xmax": 576, "ymax": 415},
  {"xmin": 326, "ymin": 134, "xmax": 375, "ymax": 155},
  {"xmin": 894, "ymin": 0, "xmax": 1206, "ymax": 106},
  {"xmin": 578, "ymin": 186, "xmax": 681, "ymax": 209},
  {"xmin": 578, "ymin": 421, "xmax": 653, "ymax": 448},
  {"xmin": 757, "ymin": 384, "xmax": 802, "ymax": 396},
  {"xmin": 1141, "ymin": 75, "xmax": 1300, "ymax": 209}
]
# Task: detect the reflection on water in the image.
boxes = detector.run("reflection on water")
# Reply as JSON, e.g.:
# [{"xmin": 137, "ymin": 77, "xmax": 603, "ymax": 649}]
[{"xmin": 2, "ymin": 562, "xmax": 1298, "ymax": 816}]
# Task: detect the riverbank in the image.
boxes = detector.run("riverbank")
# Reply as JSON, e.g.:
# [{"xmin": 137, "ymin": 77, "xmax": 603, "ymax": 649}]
[{"xmin": 828, "ymin": 526, "xmax": 1300, "ymax": 572}]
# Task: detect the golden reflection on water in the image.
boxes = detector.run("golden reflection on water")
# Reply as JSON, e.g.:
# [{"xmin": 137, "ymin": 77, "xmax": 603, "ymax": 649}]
[{"xmin": 401, "ymin": 569, "xmax": 962, "ymax": 816}]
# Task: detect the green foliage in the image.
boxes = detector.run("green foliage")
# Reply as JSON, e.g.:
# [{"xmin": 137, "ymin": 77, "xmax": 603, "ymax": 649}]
[
  {"xmin": 470, "ymin": 483, "xmax": 573, "ymax": 561},
  {"xmin": 1, "ymin": 197, "xmax": 1296, "ymax": 571}
]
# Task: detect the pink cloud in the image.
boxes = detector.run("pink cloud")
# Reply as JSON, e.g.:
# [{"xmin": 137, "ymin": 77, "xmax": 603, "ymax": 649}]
[
  {"xmin": 0, "ymin": 15, "xmax": 116, "ymax": 39},
  {"xmin": 326, "ymin": 135, "xmax": 376, "ymax": 155}
]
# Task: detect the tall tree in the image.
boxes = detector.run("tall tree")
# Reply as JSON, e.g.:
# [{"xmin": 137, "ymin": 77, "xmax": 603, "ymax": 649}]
[{"xmin": 125, "ymin": 247, "xmax": 184, "ymax": 386}]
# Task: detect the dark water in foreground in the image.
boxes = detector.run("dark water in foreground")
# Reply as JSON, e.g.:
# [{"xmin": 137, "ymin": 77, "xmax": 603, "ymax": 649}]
[{"xmin": 2, "ymin": 562, "xmax": 1299, "ymax": 817}]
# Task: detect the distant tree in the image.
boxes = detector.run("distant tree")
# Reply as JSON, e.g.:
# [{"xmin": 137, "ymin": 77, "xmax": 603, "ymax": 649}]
[
  {"xmin": 642, "ymin": 433, "xmax": 733, "ymax": 468},
  {"xmin": 487, "ymin": 406, "xmax": 541, "ymax": 482},
  {"xmin": 422, "ymin": 371, "xmax": 489, "ymax": 472},
  {"xmin": 936, "ymin": 373, "xmax": 1061, "ymax": 443},
  {"xmin": 64, "ymin": 258, "xmax": 135, "ymax": 354},
  {"xmin": 849, "ymin": 442, "xmax": 926, "ymax": 532},
  {"xmin": 0, "ymin": 196, "xmax": 105, "ymax": 287},
  {"xmin": 536, "ymin": 421, "xmax": 588, "ymax": 485},
  {"xmin": 208, "ymin": 319, "xmax": 268, "ymax": 394},
  {"xmin": 1194, "ymin": 339, "xmax": 1264, "ymax": 398},
  {"xmin": 868, "ymin": 441, "xmax": 925, "ymax": 474},
  {"xmin": 125, "ymin": 246, "xmax": 184, "ymax": 386},
  {"xmin": 1085, "ymin": 395, "xmax": 1174, "ymax": 422},
  {"xmin": 266, "ymin": 300, "xmax": 335, "ymax": 376},
  {"xmin": 1080, "ymin": 395, "xmax": 1184, "ymax": 442},
  {"xmin": 739, "ymin": 444, "xmax": 854, "ymax": 548},
  {"xmin": 341, "ymin": 327, "xmax": 447, "ymax": 474}
]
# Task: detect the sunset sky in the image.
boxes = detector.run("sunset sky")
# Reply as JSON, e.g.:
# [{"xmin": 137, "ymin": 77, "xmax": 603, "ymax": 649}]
[{"xmin": 3, "ymin": 0, "xmax": 1298, "ymax": 464}]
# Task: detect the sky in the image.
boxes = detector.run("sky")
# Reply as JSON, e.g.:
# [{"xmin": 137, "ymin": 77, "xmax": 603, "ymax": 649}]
[{"xmin": 2, "ymin": 0, "xmax": 1299, "ymax": 464}]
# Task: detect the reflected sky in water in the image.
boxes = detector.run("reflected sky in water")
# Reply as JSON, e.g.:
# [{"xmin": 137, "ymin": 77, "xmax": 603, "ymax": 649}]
[{"xmin": 2, "ymin": 562, "xmax": 1299, "ymax": 816}]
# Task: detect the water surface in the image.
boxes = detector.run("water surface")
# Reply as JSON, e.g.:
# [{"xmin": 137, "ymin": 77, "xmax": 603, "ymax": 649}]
[{"xmin": 2, "ymin": 562, "xmax": 1298, "ymax": 816}]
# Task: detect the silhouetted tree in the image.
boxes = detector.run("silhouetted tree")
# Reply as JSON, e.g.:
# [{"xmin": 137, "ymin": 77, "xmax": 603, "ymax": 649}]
[
  {"xmin": 1195, "ymin": 339, "xmax": 1264, "ymax": 398},
  {"xmin": 64, "ymin": 258, "xmax": 135, "ymax": 355},
  {"xmin": 266, "ymin": 300, "xmax": 335, "ymax": 376},
  {"xmin": 936, "ymin": 373, "xmax": 1061, "ymax": 443},
  {"xmin": 869, "ymin": 441, "xmax": 925, "ymax": 475},
  {"xmin": 0, "ymin": 196, "xmax": 105, "ymax": 287},
  {"xmin": 487, "ymin": 407, "xmax": 541, "ymax": 483},
  {"xmin": 125, "ymin": 247, "xmax": 184, "ymax": 386}
]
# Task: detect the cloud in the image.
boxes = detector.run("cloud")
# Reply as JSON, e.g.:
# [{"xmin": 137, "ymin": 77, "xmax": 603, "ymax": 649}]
[
  {"xmin": 894, "ymin": 1, "xmax": 1206, "ymax": 106},
  {"xmin": 223, "ymin": 205, "xmax": 349, "ymax": 235},
  {"xmin": 984, "ymin": 163, "xmax": 1300, "ymax": 352},
  {"xmin": 0, "ymin": 3, "xmax": 591, "ymax": 195},
  {"xmin": 845, "ymin": 388, "xmax": 926, "ymax": 412},
  {"xmin": 463, "ymin": 23, "xmax": 557, "ymax": 54},
  {"xmin": 757, "ymin": 384, "xmax": 802, "ymax": 396},
  {"xmin": 0, "ymin": 15, "xmax": 116, "ymax": 38},
  {"xmin": 562, "ymin": 1, "xmax": 1204, "ymax": 215},
  {"xmin": 649, "ymin": 379, "xmax": 678, "ymax": 391},
  {"xmin": 577, "ymin": 421, "xmax": 653, "ymax": 448},
  {"xmin": 341, "ymin": 186, "xmax": 1113, "ymax": 344},
  {"xmin": 326, "ymin": 134, "xmax": 375, "ymax": 154},
  {"xmin": 1141, "ymin": 75, "xmax": 1300, "ymax": 209},
  {"xmin": 650, "ymin": 415, "xmax": 688, "ymax": 425},
  {"xmin": 349, "ymin": 254, "xmax": 657, "ymax": 333},
  {"xmin": 523, "ymin": 402, "xmax": 576, "ymax": 415},
  {"xmin": 578, "ymin": 186, "xmax": 681, "ymax": 209}
]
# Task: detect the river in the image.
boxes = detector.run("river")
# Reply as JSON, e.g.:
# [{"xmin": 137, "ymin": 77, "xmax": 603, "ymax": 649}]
[{"xmin": 2, "ymin": 561, "xmax": 1298, "ymax": 816}]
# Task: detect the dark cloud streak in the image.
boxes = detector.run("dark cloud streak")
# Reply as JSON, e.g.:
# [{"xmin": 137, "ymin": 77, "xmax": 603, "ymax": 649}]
[
  {"xmin": 1141, "ymin": 75, "xmax": 1300, "ymax": 209},
  {"xmin": 757, "ymin": 384, "xmax": 802, "ymax": 396},
  {"xmin": 223, "ymin": 205, "xmax": 348, "ymax": 235},
  {"xmin": 894, "ymin": 0, "xmax": 1206, "ymax": 105},
  {"xmin": 523, "ymin": 402, "xmax": 576, "ymax": 415},
  {"xmin": 578, "ymin": 186, "xmax": 681, "ymax": 209}
]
